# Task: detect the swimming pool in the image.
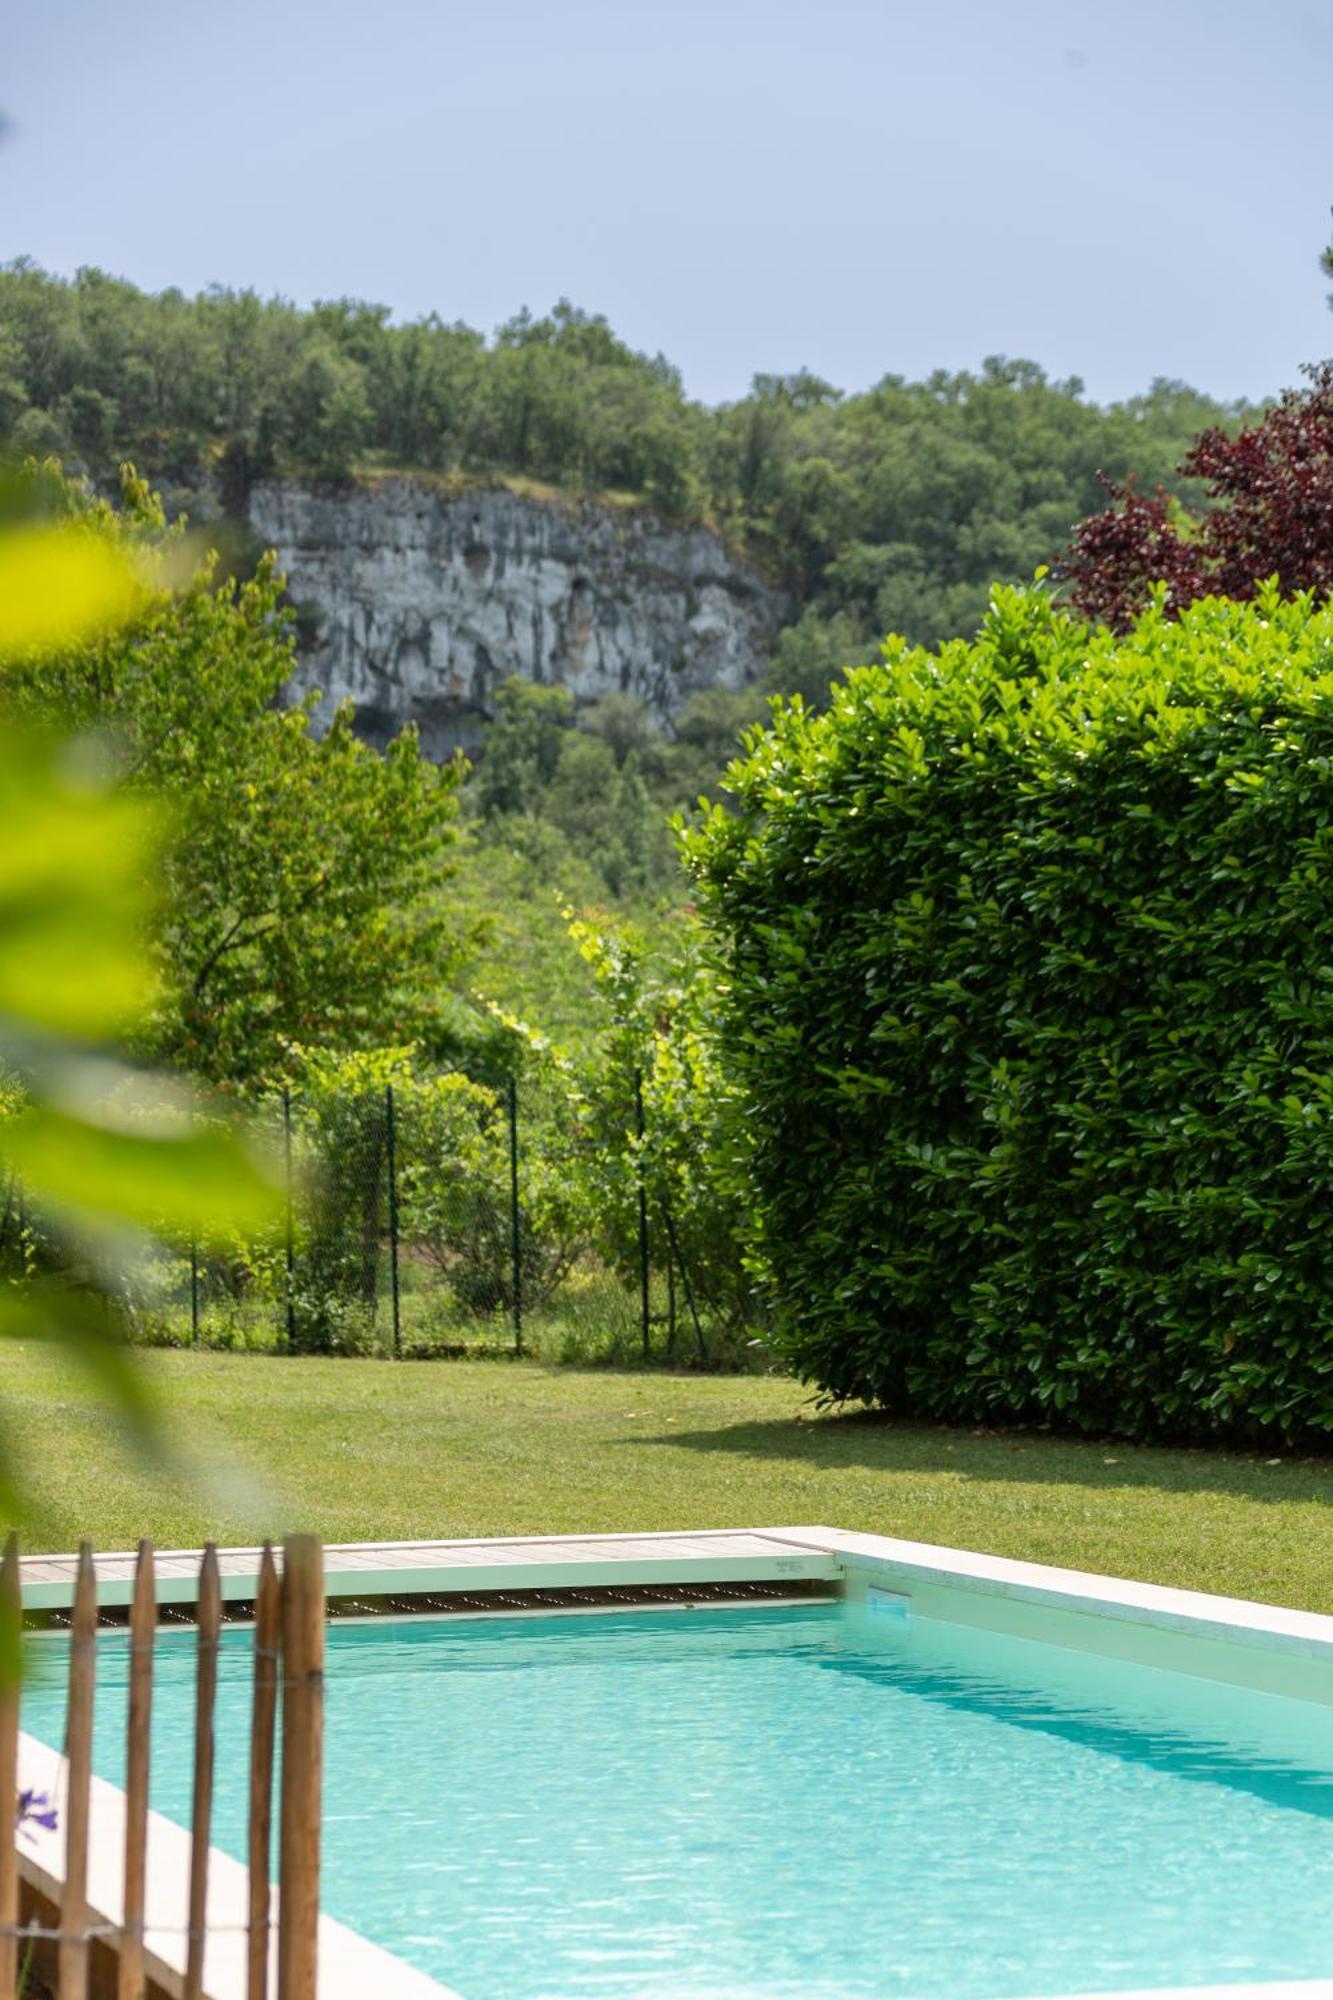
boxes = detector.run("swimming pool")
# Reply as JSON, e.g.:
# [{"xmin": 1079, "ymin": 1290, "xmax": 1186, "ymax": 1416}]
[{"xmin": 21, "ymin": 1585, "xmax": 1333, "ymax": 1999}]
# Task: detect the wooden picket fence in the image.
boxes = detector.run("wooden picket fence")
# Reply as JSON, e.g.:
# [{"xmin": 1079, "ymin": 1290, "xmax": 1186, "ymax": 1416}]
[{"xmin": 0, "ymin": 1532, "xmax": 325, "ymax": 2000}]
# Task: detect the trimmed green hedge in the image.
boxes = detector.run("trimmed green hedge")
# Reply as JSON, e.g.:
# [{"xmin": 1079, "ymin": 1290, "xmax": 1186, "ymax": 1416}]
[{"xmin": 684, "ymin": 584, "xmax": 1333, "ymax": 1443}]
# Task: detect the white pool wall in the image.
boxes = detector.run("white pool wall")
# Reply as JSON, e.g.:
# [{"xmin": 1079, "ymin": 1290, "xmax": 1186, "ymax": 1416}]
[{"xmin": 764, "ymin": 1526, "xmax": 1333, "ymax": 1706}]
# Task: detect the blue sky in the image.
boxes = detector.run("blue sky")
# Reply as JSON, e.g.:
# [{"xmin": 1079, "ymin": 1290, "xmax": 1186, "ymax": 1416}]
[{"xmin": 5, "ymin": 0, "xmax": 1331, "ymax": 407}]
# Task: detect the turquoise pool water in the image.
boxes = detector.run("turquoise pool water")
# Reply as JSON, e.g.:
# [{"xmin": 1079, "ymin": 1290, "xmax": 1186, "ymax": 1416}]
[{"xmin": 21, "ymin": 1600, "xmax": 1333, "ymax": 1998}]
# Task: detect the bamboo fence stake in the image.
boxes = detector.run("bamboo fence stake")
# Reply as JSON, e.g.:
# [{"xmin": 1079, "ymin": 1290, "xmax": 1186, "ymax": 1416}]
[
  {"xmin": 59, "ymin": 1542, "xmax": 96, "ymax": 2000},
  {"xmin": 118, "ymin": 1541, "xmax": 154, "ymax": 2000},
  {"xmin": 185, "ymin": 1545, "xmax": 221, "ymax": 2000},
  {"xmin": 247, "ymin": 1545, "xmax": 279, "ymax": 2000},
  {"xmin": 0, "ymin": 1534, "xmax": 20, "ymax": 2000},
  {"xmin": 277, "ymin": 1536, "xmax": 323, "ymax": 2000}
]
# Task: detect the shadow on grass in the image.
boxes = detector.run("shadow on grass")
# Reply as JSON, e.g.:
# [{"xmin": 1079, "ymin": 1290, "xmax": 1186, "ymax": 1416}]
[{"xmin": 629, "ymin": 1410, "xmax": 1333, "ymax": 1506}]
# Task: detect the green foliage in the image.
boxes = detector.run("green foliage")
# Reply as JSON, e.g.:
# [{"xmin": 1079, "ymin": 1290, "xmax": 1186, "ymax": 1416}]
[
  {"xmin": 268, "ymin": 906, "xmax": 760, "ymax": 1366},
  {"xmin": 762, "ymin": 606, "xmax": 869, "ymax": 713},
  {"xmin": 5, "ymin": 477, "xmax": 465, "ymax": 1083},
  {"xmin": 443, "ymin": 810, "xmax": 717, "ymax": 1067},
  {"xmin": 473, "ymin": 676, "xmax": 679, "ymax": 898},
  {"xmin": 0, "ymin": 732, "xmax": 156, "ymax": 1035},
  {"xmin": 281, "ymin": 1047, "xmax": 400, "ymax": 1353},
  {"xmin": 0, "ymin": 264, "xmax": 1244, "ymax": 679},
  {"xmin": 566, "ymin": 910, "xmax": 756, "ymax": 1345},
  {"xmin": 442, "ymin": 832, "xmax": 609, "ymax": 1055},
  {"xmin": 0, "ymin": 267, "xmax": 700, "ymax": 506},
  {"xmin": 400, "ymin": 1070, "xmax": 586, "ymax": 1318},
  {"xmin": 0, "ymin": 475, "xmax": 279, "ymax": 1511},
  {"xmin": 714, "ymin": 360, "xmax": 1244, "ymax": 669},
  {"xmin": 284, "ymin": 1044, "xmax": 592, "ymax": 1351},
  {"xmin": 477, "ymin": 677, "xmax": 574, "ymax": 816},
  {"xmin": 660, "ymin": 687, "xmax": 776, "ymax": 807},
  {"xmin": 686, "ymin": 583, "xmax": 1333, "ymax": 1444}
]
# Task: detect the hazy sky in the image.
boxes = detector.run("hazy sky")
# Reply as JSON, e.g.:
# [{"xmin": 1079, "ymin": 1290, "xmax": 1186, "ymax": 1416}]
[{"xmin": 5, "ymin": 0, "xmax": 1331, "ymax": 408}]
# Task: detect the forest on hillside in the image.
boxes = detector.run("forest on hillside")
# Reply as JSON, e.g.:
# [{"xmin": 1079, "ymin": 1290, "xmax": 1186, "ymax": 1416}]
[
  {"xmin": 0, "ymin": 259, "xmax": 1258, "ymax": 936},
  {"xmin": 0, "ymin": 260, "xmax": 1247, "ymax": 672}
]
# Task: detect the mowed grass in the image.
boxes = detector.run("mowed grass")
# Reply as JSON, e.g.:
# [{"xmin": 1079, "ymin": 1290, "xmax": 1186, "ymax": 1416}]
[{"xmin": 4, "ymin": 1344, "xmax": 1332, "ymax": 1612}]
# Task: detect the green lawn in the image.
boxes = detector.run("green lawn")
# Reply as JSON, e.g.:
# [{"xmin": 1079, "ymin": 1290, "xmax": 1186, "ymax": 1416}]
[{"xmin": 5, "ymin": 1345, "xmax": 1332, "ymax": 1611}]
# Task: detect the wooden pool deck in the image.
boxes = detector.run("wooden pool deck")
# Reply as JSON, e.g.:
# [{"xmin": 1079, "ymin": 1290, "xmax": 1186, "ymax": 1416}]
[{"xmin": 17, "ymin": 1527, "xmax": 843, "ymax": 1611}]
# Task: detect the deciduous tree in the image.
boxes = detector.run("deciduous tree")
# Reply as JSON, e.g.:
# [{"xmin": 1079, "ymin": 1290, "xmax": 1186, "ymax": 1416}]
[
  {"xmin": 1064, "ymin": 364, "xmax": 1333, "ymax": 628},
  {"xmin": 7, "ymin": 473, "xmax": 465, "ymax": 1083}
]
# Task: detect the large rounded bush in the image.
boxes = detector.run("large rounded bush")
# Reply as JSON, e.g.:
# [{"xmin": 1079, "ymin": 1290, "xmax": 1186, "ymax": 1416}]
[{"xmin": 685, "ymin": 583, "xmax": 1333, "ymax": 1443}]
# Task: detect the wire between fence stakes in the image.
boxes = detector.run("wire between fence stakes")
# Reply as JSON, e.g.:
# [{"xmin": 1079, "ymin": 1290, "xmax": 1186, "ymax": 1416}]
[
  {"xmin": 6, "ymin": 1533, "xmax": 326, "ymax": 2000},
  {"xmin": 0, "ymin": 1920, "xmax": 274, "ymax": 1942},
  {"xmin": 141, "ymin": 1068, "xmax": 686, "ymax": 1364}
]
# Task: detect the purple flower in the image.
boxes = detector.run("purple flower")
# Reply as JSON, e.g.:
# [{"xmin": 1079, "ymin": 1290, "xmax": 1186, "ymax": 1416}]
[{"xmin": 16, "ymin": 1789, "xmax": 57, "ymax": 1834}]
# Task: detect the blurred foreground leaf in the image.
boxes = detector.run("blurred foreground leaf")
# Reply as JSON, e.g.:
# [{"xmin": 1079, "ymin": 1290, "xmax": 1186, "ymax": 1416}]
[
  {"xmin": 0, "ymin": 485, "xmax": 281, "ymax": 1540},
  {"xmin": 1, "ymin": 1101, "xmax": 276, "ymax": 1244},
  {"xmin": 0, "ymin": 1283, "xmax": 157, "ymax": 1457},
  {"xmin": 0, "ymin": 737, "xmax": 158, "ymax": 1036},
  {"xmin": 0, "ymin": 521, "xmax": 148, "ymax": 659}
]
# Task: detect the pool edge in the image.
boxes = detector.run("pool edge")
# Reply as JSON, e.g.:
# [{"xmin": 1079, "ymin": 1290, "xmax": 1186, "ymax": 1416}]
[
  {"xmin": 764, "ymin": 1525, "xmax": 1333, "ymax": 1705},
  {"xmin": 15, "ymin": 1726, "xmax": 462, "ymax": 2000}
]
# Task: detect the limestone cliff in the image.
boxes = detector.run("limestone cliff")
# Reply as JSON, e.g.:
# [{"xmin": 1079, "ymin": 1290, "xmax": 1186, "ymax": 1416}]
[{"xmin": 248, "ymin": 478, "xmax": 786, "ymax": 758}]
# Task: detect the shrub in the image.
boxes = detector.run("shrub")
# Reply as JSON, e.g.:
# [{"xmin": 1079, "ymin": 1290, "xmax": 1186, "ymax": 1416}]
[
  {"xmin": 286, "ymin": 1043, "xmax": 593, "ymax": 1344},
  {"xmin": 285, "ymin": 1054, "xmax": 396, "ymax": 1353},
  {"xmin": 564, "ymin": 910, "xmax": 759, "ymax": 1345},
  {"xmin": 397, "ymin": 1068, "xmax": 588, "ymax": 1317},
  {"xmin": 1063, "ymin": 363, "xmax": 1333, "ymax": 629},
  {"xmin": 684, "ymin": 583, "xmax": 1333, "ymax": 1444}
]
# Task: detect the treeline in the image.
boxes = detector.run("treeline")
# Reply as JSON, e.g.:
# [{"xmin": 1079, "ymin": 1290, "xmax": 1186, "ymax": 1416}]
[{"xmin": 0, "ymin": 260, "xmax": 1248, "ymax": 655}]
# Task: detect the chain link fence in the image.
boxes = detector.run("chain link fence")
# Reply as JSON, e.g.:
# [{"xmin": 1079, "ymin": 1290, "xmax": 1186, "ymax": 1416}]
[{"xmin": 90, "ymin": 1069, "xmax": 745, "ymax": 1366}]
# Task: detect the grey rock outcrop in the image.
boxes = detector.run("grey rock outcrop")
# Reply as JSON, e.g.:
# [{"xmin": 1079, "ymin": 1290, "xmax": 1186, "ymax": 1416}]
[{"xmin": 248, "ymin": 478, "xmax": 785, "ymax": 758}]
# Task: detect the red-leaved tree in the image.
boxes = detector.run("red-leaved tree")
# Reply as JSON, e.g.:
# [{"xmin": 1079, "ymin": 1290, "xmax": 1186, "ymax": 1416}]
[{"xmin": 1064, "ymin": 362, "xmax": 1333, "ymax": 629}]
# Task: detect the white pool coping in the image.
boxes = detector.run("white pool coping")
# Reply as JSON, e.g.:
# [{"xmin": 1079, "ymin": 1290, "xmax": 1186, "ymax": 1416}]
[
  {"xmin": 18, "ymin": 1524, "xmax": 1333, "ymax": 1998},
  {"xmin": 794, "ymin": 1525, "xmax": 1333, "ymax": 1656},
  {"xmin": 22, "ymin": 1521, "xmax": 1333, "ymax": 1669}
]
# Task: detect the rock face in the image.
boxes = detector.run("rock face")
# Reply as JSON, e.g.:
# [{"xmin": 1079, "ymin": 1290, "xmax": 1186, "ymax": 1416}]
[{"xmin": 248, "ymin": 478, "xmax": 786, "ymax": 758}]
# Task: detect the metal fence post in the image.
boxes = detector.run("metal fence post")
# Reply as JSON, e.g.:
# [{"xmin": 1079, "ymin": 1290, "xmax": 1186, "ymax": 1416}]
[
  {"xmin": 508, "ymin": 1076, "xmax": 523, "ymax": 1356},
  {"xmin": 663, "ymin": 1204, "xmax": 708, "ymax": 1364},
  {"xmin": 385, "ymin": 1083, "xmax": 401, "ymax": 1360},
  {"xmin": 666, "ymin": 1243, "xmax": 677, "ymax": 1359},
  {"xmin": 635, "ymin": 1070, "xmax": 650, "ymax": 1360},
  {"xmin": 190, "ymin": 1234, "xmax": 200, "ymax": 1349},
  {"xmin": 283, "ymin": 1088, "xmax": 296, "ymax": 1351}
]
